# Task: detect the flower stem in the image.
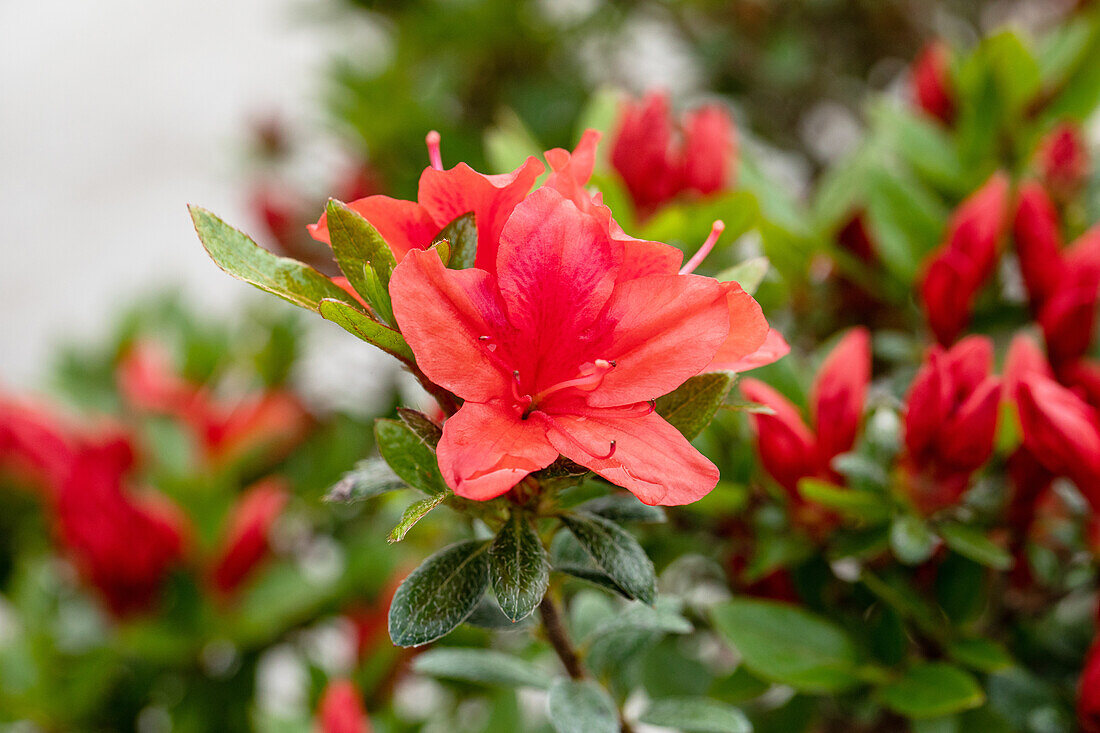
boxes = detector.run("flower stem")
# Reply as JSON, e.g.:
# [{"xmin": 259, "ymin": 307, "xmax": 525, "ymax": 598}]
[{"xmin": 538, "ymin": 594, "xmax": 585, "ymax": 680}]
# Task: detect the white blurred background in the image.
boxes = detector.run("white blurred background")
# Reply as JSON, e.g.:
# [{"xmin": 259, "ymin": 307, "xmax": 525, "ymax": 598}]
[{"xmin": 0, "ymin": 0, "xmax": 346, "ymax": 388}]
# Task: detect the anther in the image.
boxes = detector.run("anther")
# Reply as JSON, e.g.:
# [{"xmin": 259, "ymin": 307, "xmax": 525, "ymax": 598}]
[
  {"xmin": 679, "ymin": 219, "xmax": 725, "ymax": 275},
  {"xmin": 426, "ymin": 130, "xmax": 443, "ymax": 171}
]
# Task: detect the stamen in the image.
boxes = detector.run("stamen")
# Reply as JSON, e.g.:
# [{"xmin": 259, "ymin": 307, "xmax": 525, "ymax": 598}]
[
  {"xmin": 679, "ymin": 219, "xmax": 725, "ymax": 275},
  {"xmin": 564, "ymin": 400, "xmax": 655, "ymax": 420},
  {"xmin": 426, "ymin": 130, "xmax": 443, "ymax": 171},
  {"xmin": 533, "ymin": 359, "xmax": 616, "ymax": 403},
  {"xmin": 591, "ymin": 440, "xmax": 617, "ymax": 460},
  {"xmin": 531, "ymin": 413, "xmax": 618, "ymax": 462}
]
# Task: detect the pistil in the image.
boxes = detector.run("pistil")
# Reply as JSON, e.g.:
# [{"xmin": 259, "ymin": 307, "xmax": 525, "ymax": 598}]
[
  {"xmin": 679, "ymin": 219, "xmax": 725, "ymax": 275},
  {"xmin": 426, "ymin": 130, "xmax": 444, "ymax": 171}
]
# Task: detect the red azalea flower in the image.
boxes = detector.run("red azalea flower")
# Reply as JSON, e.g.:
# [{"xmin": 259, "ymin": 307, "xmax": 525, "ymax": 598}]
[
  {"xmin": 0, "ymin": 396, "xmax": 78, "ymax": 495},
  {"xmin": 740, "ymin": 328, "xmax": 871, "ymax": 504},
  {"xmin": 390, "ymin": 187, "xmax": 769, "ymax": 505},
  {"xmin": 1014, "ymin": 182, "xmax": 1064, "ymax": 311},
  {"xmin": 911, "ymin": 41, "xmax": 955, "ymax": 125},
  {"xmin": 919, "ymin": 173, "xmax": 1010, "ymax": 345},
  {"xmin": 210, "ymin": 478, "xmax": 289, "ymax": 596},
  {"xmin": 54, "ymin": 438, "xmax": 189, "ymax": 617},
  {"xmin": 902, "ymin": 336, "xmax": 1000, "ymax": 514},
  {"xmin": 1039, "ymin": 122, "xmax": 1090, "ymax": 202},
  {"xmin": 1080, "ymin": 641, "xmax": 1100, "ymax": 733},
  {"xmin": 609, "ymin": 91, "xmax": 736, "ymax": 218},
  {"xmin": 316, "ymin": 680, "xmax": 371, "ymax": 733},
  {"xmin": 309, "ymin": 132, "xmax": 543, "ymax": 272}
]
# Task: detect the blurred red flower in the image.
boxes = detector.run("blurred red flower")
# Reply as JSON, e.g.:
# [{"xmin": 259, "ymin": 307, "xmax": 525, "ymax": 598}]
[
  {"xmin": 209, "ymin": 477, "xmax": 289, "ymax": 596},
  {"xmin": 316, "ymin": 680, "xmax": 371, "ymax": 733},
  {"xmin": 1038, "ymin": 122, "xmax": 1090, "ymax": 202},
  {"xmin": 911, "ymin": 41, "xmax": 955, "ymax": 125}
]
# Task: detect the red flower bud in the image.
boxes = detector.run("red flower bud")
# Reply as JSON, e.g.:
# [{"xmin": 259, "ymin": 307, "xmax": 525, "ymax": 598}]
[
  {"xmin": 740, "ymin": 379, "xmax": 818, "ymax": 495},
  {"xmin": 210, "ymin": 478, "xmax": 289, "ymax": 596},
  {"xmin": 810, "ymin": 328, "xmax": 871, "ymax": 465},
  {"xmin": 911, "ymin": 41, "xmax": 955, "ymax": 125},
  {"xmin": 1013, "ymin": 182, "xmax": 1064, "ymax": 309},
  {"xmin": 1080, "ymin": 641, "xmax": 1100, "ymax": 733},
  {"xmin": 682, "ymin": 104, "xmax": 736, "ymax": 196},
  {"xmin": 317, "ymin": 680, "xmax": 371, "ymax": 733},
  {"xmin": 1040, "ymin": 122, "xmax": 1090, "ymax": 202},
  {"xmin": 1017, "ymin": 373, "xmax": 1100, "ymax": 508}
]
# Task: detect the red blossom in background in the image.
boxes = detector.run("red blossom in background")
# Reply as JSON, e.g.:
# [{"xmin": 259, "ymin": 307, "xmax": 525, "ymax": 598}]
[
  {"xmin": 902, "ymin": 336, "xmax": 1000, "ymax": 514},
  {"xmin": 316, "ymin": 680, "xmax": 371, "ymax": 733},
  {"xmin": 390, "ymin": 186, "xmax": 769, "ymax": 505},
  {"xmin": 610, "ymin": 91, "xmax": 736, "ymax": 218},
  {"xmin": 53, "ymin": 438, "xmax": 190, "ymax": 617},
  {"xmin": 0, "ymin": 397, "xmax": 77, "ymax": 495},
  {"xmin": 911, "ymin": 41, "xmax": 955, "ymax": 125},
  {"xmin": 309, "ymin": 133, "xmax": 544, "ymax": 272},
  {"xmin": 919, "ymin": 172, "xmax": 1010, "ymax": 345},
  {"xmin": 740, "ymin": 328, "xmax": 870, "ymax": 525},
  {"xmin": 209, "ymin": 478, "xmax": 289, "ymax": 596},
  {"xmin": 1081, "ymin": 641, "xmax": 1100, "ymax": 733},
  {"xmin": 118, "ymin": 342, "xmax": 311, "ymax": 467},
  {"xmin": 1039, "ymin": 122, "xmax": 1091, "ymax": 202}
]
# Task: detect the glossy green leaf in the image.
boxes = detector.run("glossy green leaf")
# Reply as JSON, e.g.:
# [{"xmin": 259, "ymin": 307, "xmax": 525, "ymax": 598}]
[
  {"xmin": 489, "ymin": 511, "xmax": 550, "ymax": 622},
  {"xmin": 388, "ymin": 540, "xmax": 490, "ymax": 647},
  {"xmin": 190, "ymin": 206, "xmax": 359, "ymax": 312},
  {"xmin": 550, "ymin": 531, "xmax": 632, "ymax": 599},
  {"xmin": 715, "ymin": 257, "xmax": 769, "ymax": 295},
  {"xmin": 938, "ymin": 523, "xmax": 1013, "ymax": 571},
  {"xmin": 374, "ymin": 418, "xmax": 448, "ymax": 495},
  {"xmin": 641, "ymin": 697, "xmax": 751, "ymax": 733},
  {"xmin": 435, "ymin": 212, "xmax": 477, "ymax": 269},
  {"xmin": 797, "ymin": 478, "xmax": 889, "ymax": 522},
  {"xmin": 877, "ymin": 663, "xmax": 984, "ymax": 719},
  {"xmin": 579, "ymin": 494, "xmax": 666, "ymax": 524},
  {"xmin": 947, "ymin": 639, "xmax": 1014, "ymax": 673},
  {"xmin": 656, "ymin": 372, "xmax": 734, "ymax": 440},
  {"xmin": 711, "ymin": 598, "xmax": 861, "ymax": 693},
  {"xmin": 318, "ymin": 299, "xmax": 414, "ymax": 362},
  {"xmin": 413, "ymin": 648, "xmax": 551, "ymax": 689},
  {"xmin": 388, "ymin": 491, "xmax": 450, "ymax": 543},
  {"xmin": 325, "ymin": 199, "xmax": 397, "ymax": 323},
  {"xmin": 324, "ymin": 458, "xmax": 406, "ymax": 503},
  {"xmin": 396, "ymin": 407, "xmax": 443, "ymax": 447},
  {"xmin": 561, "ymin": 512, "xmax": 656, "ymax": 605},
  {"xmin": 546, "ymin": 678, "xmax": 618, "ymax": 733}
]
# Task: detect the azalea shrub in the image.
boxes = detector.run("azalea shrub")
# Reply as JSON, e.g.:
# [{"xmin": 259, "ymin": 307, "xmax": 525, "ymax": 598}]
[{"xmin": 6, "ymin": 5, "xmax": 1100, "ymax": 733}]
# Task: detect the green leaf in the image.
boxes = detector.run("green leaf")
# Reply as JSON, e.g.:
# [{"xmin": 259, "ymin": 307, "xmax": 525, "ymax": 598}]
[
  {"xmin": 550, "ymin": 531, "xmax": 632, "ymax": 599},
  {"xmin": 325, "ymin": 458, "xmax": 406, "ymax": 503},
  {"xmin": 561, "ymin": 512, "xmax": 657, "ymax": 605},
  {"xmin": 489, "ymin": 511, "xmax": 550, "ymax": 622},
  {"xmin": 412, "ymin": 648, "xmax": 551, "ymax": 689},
  {"xmin": 579, "ymin": 494, "xmax": 666, "ymax": 524},
  {"xmin": 877, "ymin": 663, "xmax": 985, "ymax": 719},
  {"xmin": 710, "ymin": 599, "xmax": 861, "ymax": 693},
  {"xmin": 375, "ymin": 418, "xmax": 448, "ymax": 495},
  {"xmin": 890, "ymin": 515, "xmax": 937, "ymax": 565},
  {"xmin": 797, "ymin": 478, "xmax": 889, "ymax": 523},
  {"xmin": 189, "ymin": 206, "xmax": 359, "ymax": 312},
  {"xmin": 947, "ymin": 639, "xmax": 1014, "ymax": 673},
  {"xmin": 937, "ymin": 524, "xmax": 1013, "ymax": 571},
  {"xmin": 388, "ymin": 540, "xmax": 490, "ymax": 647},
  {"xmin": 435, "ymin": 212, "xmax": 477, "ymax": 269},
  {"xmin": 324, "ymin": 199, "xmax": 398, "ymax": 322},
  {"xmin": 637, "ymin": 191, "xmax": 759, "ymax": 251},
  {"xmin": 656, "ymin": 372, "xmax": 734, "ymax": 440},
  {"xmin": 641, "ymin": 697, "xmax": 751, "ymax": 733},
  {"xmin": 485, "ymin": 108, "xmax": 543, "ymax": 175},
  {"xmin": 546, "ymin": 678, "xmax": 619, "ymax": 733},
  {"xmin": 586, "ymin": 597, "xmax": 693, "ymax": 640},
  {"xmin": 388, "ymin": 491, "xmax": 450, "ymax": 543},
  {"xmin": 715, "ymin": 257, "xmax": 769, "ymax": 295},
  {"xmin": 396, "ymin": 407, "xmax": 443, "ymax": 447},
  {"xmin": 318, "ymin": 299, "xmax": 414, "ymax": 362}
]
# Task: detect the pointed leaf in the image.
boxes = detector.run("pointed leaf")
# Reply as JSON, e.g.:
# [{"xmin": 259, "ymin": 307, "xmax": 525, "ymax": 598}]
[
  {"xmin": 550, "ymin": 531, "xmax": 632, "ymax": 599},
  {"xmin": 937, "ymin": 523, "xmax": 1013, "ymax": 571},
  {"xmin": 656, "ymin": 372, "xmax": 734, "ymax": 440},
  {"xmin": 578, "ymin": 494, "xmax": 666, "ymax": 524},
  {"xmin": 490, "ymin": 511, "xmax": 550, "ymax": 622},
  {"xmin": 319, "ymin": 299, "xmax": 414, "ymax": 361},
  {"xmin": 374, "ymin": 418, "xmax": 448, "ymax": 495},
  {"xmin": 546, "ymin": 679, "xmax": 618, "ymax": 733},
  {"xmin": 325, "ymin": 458, "xmax": 406, "ymax": 503},
  {"xmin": 877, "ymin": 662, "xmax": 984, "ymax": 719},
  {"xmin": 325, "ymin": 199, "xmax": 398, "ymax": 321},
  {"xmin": 711, "ymin": 598, "xmax": 861, "ymax": 693},
  {"xmin": 435, "ymin": 212, "xmax": 477, "ymax": 269},
  {"xmin": 388, "ymin": 491, "xmax": 450, "ymax": 543},
  {"xmin": 798, "ymin": 478, "xmax": 889, "ymax": 523},
  {"xmin": 413, "ymin": 648, "xmax": 551, "ymax": 689},
  {"xmin": 396, "ymin": 407, "xmax": 443, "ymax": 447},
  {"xmin": 190, "ymin": 206, "xmax": 358, "ymax": 312},
  {"xmin": 947, "ymin": 639, "xmax": 1014, "ymax": 673},
  {"xmin": 388, "ymin": 540, "xmax": 490, "ymax": 646},
  {"xmin": 715, "ymin": 257, "xmax": 769, "ymax": 295},
  {"xmin": 641, "ymin": 698, "xmax": 752, "ymax": 733},
  {"xmin": 561, "ymin": 512, "xmax": 656, "ymax": 605}
]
